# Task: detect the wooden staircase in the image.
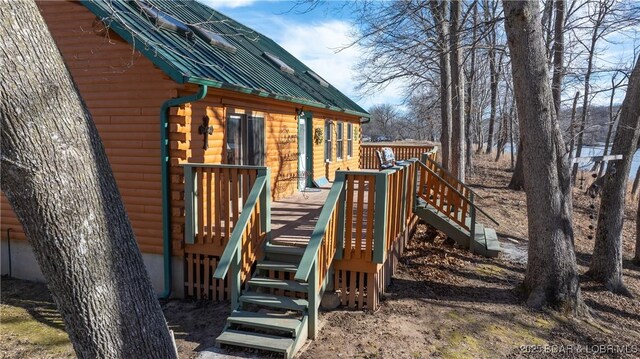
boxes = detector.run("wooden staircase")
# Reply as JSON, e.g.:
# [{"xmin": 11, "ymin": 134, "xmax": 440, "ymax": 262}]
[
  {"xmin": 202, "ymin": 153, "xmax": 501, "ymax": 358},
  {"xmin": 414, "ymin": 200, "xmax": 501, "ymax": 257},
  {"xmin": 215, "ymin": 242, "xmax": 312, "ymax": 358},
  {"xmin": 416, "ymin": 155, "xmax": 501, "ymax": 258}
]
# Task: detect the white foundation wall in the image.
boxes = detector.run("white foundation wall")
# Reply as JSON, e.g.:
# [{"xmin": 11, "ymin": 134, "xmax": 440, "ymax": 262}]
[{"xmin": 1, "ymin": 239, "xmax": 184, "ymax": 298}]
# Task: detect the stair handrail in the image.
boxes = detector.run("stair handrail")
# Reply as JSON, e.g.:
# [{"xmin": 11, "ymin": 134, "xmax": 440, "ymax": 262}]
[
  {"xmin": 294, "ymin": 174, "xmax": 345, "ymax": 283},
  {"xmin": 421, "ymin": 154, "xmax": 483, "ymax": 200},
  {"xmin": 213, "ymin": 168, "xmax": 271, "ymax": 308},
  {"xmin": 417, "ymin": 161, "xmax": 499, "ymax": 226}
]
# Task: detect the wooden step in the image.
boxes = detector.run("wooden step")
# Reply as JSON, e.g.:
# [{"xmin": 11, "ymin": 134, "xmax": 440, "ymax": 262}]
[
  {"xmin": 227, "ymin": 310, "xmax": 303, "ymax": 336},
  {"xmin": 248, "ymin": 276, "xmax": 308, "ymax": 293},
  {"xmin": 415, "ymin": 203, "xmax": 470, "ymax": 247},
  {"xmin": 470, "ymin": 223, "xmax": 485, "ymax": 255},
  {"xmin": 216, "ymin": 329, "xmax": 294, "ymax": 356},
  {"xmin": 482, "ymin": 228, "xmax": 501, "ymax": 257},
  {"xmin": 265, "ymin": 243, "xmax": 305, "ymax": 257},
  {"xmin": 240, "ymin": 292, "xmax": 309, "ymax": 312},
  {"xmin": 256, "ymin": 260, "xmax": 299, "ymax": 273}
]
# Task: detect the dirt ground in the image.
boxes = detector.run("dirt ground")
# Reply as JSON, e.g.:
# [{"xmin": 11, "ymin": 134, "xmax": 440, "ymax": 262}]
[{"xmin": 1, "ymin": 154, "xmax": 639, "ymax": 358}]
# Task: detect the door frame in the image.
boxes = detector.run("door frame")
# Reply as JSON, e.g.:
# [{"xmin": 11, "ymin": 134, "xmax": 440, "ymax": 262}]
[{"xmin": 298, "ymin": 111, "xmax": 314, "ymax": 189}]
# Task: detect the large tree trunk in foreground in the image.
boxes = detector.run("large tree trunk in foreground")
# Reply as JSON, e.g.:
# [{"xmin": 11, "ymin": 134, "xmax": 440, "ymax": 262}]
[
  {"xmin": 430, "ymin": 1, "xmax": 452, "ymax": 171},
  {"xmin": 0, "ymin": 2, "xmax": 177, "ymax": 358},
  {"xmin": 588, "ymin": 55, "xmax": 640, "ymax": 295},
  {"xmin": 503, "ymin": 0, "xmax": 585, "ymax": 313},
  {"xmin": 450, "ymin": 0, "xmax": 465, "ymax": 182},
  {"xmin": 508, "ymin": 140, "xmax": 525, "ymax": 190}
]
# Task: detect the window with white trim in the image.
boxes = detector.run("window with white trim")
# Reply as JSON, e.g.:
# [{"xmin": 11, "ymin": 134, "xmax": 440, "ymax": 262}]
[
  {"xmin": 324, "ymin": 121, "xmax": 332, "ymax": 162},
  {"xmin": 336, "ymin": 122, "xmax": 344, "ymax": 160},
  {"xmin": 347, "ymin": 123, "xmax": 353, "ymax": 157}
]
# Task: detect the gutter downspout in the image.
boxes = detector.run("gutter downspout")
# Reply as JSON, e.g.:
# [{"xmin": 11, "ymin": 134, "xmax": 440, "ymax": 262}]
[{"xmin": 159, "ymin": 85, "xmax": 208, "ymax": 299}]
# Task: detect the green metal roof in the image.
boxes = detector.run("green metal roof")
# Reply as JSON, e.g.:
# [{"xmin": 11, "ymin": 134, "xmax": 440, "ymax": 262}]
[{"xmin": 81, "ymin": 0, "xmax": 369, "ymax": 117}]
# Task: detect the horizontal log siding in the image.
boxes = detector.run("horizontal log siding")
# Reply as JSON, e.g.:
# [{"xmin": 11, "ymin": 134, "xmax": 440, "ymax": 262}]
[
  {"xmin": 1, "ymin": 3, "xmax": 366, "ymax": 259},
  {"xmin": 312, "ymin": 118, "xmax": 361, "ymax": 182},
  {"xmin": 1, "ymin": 1, "xmax": 181, "ymax": 254}
]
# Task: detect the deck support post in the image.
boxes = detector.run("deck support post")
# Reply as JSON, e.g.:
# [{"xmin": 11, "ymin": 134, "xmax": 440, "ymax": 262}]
[
  {"xmin": 308, "ymin": 261, "xmax": 318, "ymax": 339},
  {"xmin": 184, "ymin": 165, "xmax": 196, "ymax": 244},
  {"xmin": 334, "ymin": 172, "xmax": 346, "ymax": 260},
  {"xmin": 259, "ymin": 168, "xmax": 272, "ymax": 238},
  {"xmin": 230, "ymin": 248, "xmax": 241, "ymax": 310}
]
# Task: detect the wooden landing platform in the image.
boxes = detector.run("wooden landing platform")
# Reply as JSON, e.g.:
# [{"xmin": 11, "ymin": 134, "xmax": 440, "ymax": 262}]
[
  {"xmin": 269, "ymin": 189, "xmax": 329, "ymax": 247},
  {"xmin": 270, "ymin": 180, "xmax": 374, "ymax": 250}
]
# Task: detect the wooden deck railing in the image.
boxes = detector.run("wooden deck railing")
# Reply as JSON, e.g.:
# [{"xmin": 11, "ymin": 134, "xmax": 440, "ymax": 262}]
[
  {"xmin": 210, "ymin": 167, "xmax": 270, "ymax": 309},
  {"xmin": 183, "ymin": 164, "xmax": 270, "ymax": 302},
  {"xmin": 294, "ymin": 174, "xmax": 346, "ymax": 338},
  {"xmin": 296, "ymin": 159, "xmax": 421, "ymax": 313},
  {"xmin": 360, "ymin": 143, "xmax": 437, "ymax": 169},
  {"xmin": 421, "ymin": 153, "xmax": 477, "ymax": 200},
  {"xmin": 416, "ymin": 161, "xmax": 498, "ymax": 232}
]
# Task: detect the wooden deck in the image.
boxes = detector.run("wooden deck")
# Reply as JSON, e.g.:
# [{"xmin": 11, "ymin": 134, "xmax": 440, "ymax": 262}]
[{"xmin": 269, "ymin": 189, "xmax": 329, "ymax": 247}]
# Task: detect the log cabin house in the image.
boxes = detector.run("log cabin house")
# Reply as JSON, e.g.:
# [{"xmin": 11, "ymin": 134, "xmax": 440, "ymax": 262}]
[
  {"xmin": 1, "ymin": 0, "xmax": 365, "ymax": 290},
  {"xmin": 1, "ymin": 1, "xmax": 500, "ymax": 357}
]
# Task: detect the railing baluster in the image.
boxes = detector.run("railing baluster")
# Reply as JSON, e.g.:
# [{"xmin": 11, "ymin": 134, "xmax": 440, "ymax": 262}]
[{"xmin": 184, "ymin": 165, "xmax": 196, "ymax": 245}]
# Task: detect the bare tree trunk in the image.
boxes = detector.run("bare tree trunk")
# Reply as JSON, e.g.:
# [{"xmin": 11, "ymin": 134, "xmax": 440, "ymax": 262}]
[
  {"xmin": 503, "ymin": 0, "xmax": 585, "ymax": 313},
  {"xmin": 0, "ymin": 2, "xmax": 177, "ymax": 358},
  {"xmin": 465, "ymin": 1, "xmax": 478, "ymax": 174},
  {"xmin": 450, "ymin": 0, "xmax": 466, "ymax": 182},
  {"xmin": 551, "ymin": 0, "xmax": 565, "ymax": 116},
  {"xmin": 485, "ymin": 50, "xmax": 500, "ymax": 155},
  {"xmin": 495, "ymin": 112, "xmax": 508, "ymax": 162},
  {"xmin": 588, "ymin": 55, "xmax": 640, "ymax": 296},
  {"xmin": 567, "ymin": 91, "xmax": 581, "ymax": 154},
  {"xmin": 571, "ymin": 4, "xmax": 607, "ymax": 181},
  {"xmin": 510, "ymin": 100, "xmax": 516, "ymax": 169},
  {"xmin": 508, "ymin": 140, "xmax": 525, "ymax": 190},
  {"xmin": 598, "ymin": 75, "xmax": 623, "ymax": 178},
  {"xmin": 635, "ymin": 198, "xmax": 640, "ymax": 264},
  {"xmin": 632, "ymin": 166, "xmax": 640, "ymax": 196},
  {"xmin": 496, "ymin": 83, "xmax": 511, "ymax": 162},
  {"xmin": 430, "ymin": 1, "xmax": 452, "ymax": 171}
]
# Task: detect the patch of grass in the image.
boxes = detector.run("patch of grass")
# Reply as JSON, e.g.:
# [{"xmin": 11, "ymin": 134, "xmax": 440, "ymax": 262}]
[
  {"xmin": 476, "ymin": 264, "xmax": 504, "ymax": 277},
  {"xmin": 0, "ymin": 304, "xmax": 73, "ymax": 358},
  {"xmin": 442, "ymin": 330, "xmax": 482, "ymax": 359},
  {"xmin": 486, "ymin": 322, "xmax": 547, "ymax": 346}
]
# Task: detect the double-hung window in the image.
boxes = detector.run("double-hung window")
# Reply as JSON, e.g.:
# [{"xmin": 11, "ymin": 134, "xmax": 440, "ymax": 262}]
[
  {"xmin": 324, "ymin": 121, "xmax": 332, "ymax": 162},
  {"xmin": 347, "ymin": 123, "xmax": 353, "ymax": 158},
  {"xmin": 336, "ymin": 122, "xmax": 344, "ymax": 160}
]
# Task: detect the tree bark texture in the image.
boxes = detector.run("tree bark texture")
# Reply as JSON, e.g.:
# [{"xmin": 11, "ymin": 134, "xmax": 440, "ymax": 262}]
[
  {"xmin": 567, "ymin": 91, "xmax": 580, "ymax": 154},
  {"xmin": 0, "ymin": 2, "xmax": 177, "ymax": 358},
  {"xmin": 503, "ymin": 0, "xmax": 584, "ymax": 313},
  {"xmin": 508, "ymin": 140, "xmax": 525, "ymax": 190},
  {"xmin": 632, "ymin": 165, "xmax": 640, "ymax": 196},
  {"xmin": 430, "ymin": 1, "xmax": 452, "ymax": 171},
  {"xmin": 464, "ymin": 1, "xmax": 478, "ymax": 174},
  {"xmin": 450, "ymin": 0, "xmax": 465, "ymax": 182},
  {"xmin": 588, "ymin": 55, "xmax": 640, "ymax": 294},
  {"xmin": 636, "ymin": 197, "xmax": 640, "ymax": 263},
  {"xmin": 551, "ymin": 0, "xmax": 565, "ymax": 116},
  {"xmin": 485, "ymin": 47, "xmax": 499, "ymax": 154},
  {"xmin": 598, "ymin": 75, "xmax": 623, "ymax": 178}
]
